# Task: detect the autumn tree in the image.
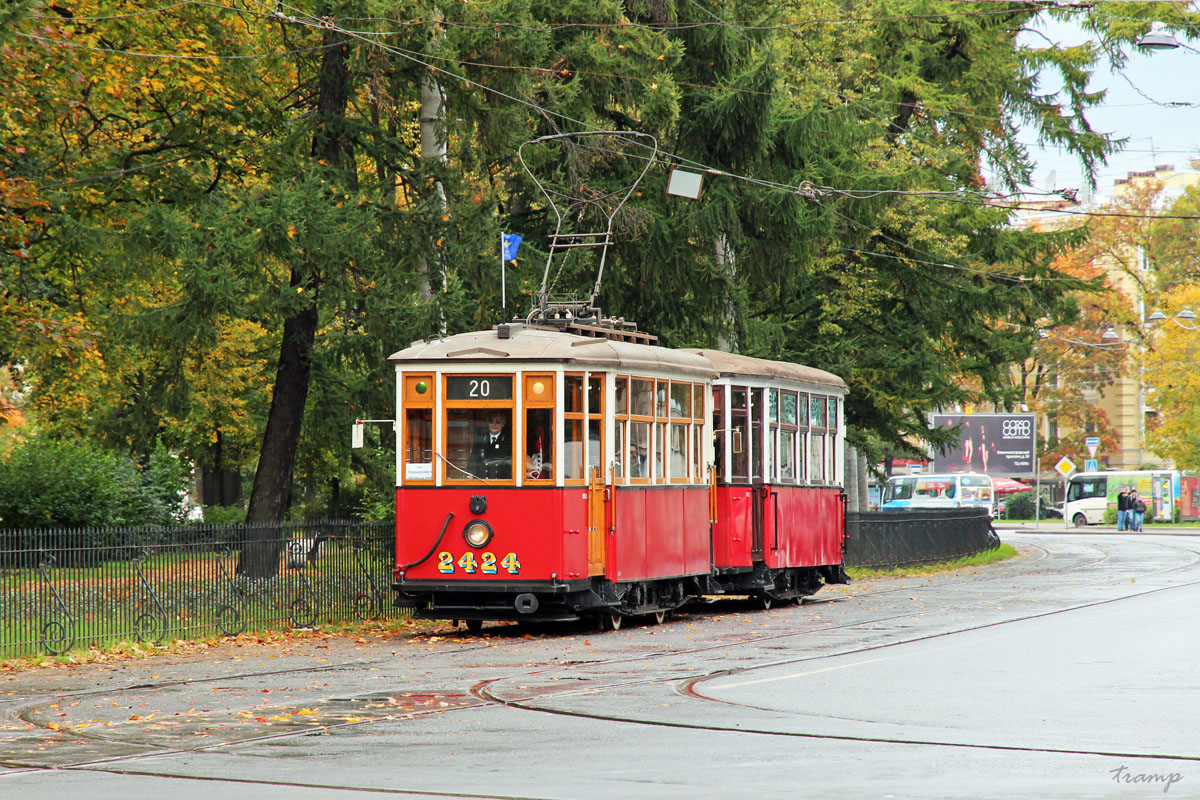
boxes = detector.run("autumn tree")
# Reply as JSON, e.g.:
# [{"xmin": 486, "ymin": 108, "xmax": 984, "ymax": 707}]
[{"xmin": 5, "ymin": 0, "xmax": 1198, "ymax": 545}]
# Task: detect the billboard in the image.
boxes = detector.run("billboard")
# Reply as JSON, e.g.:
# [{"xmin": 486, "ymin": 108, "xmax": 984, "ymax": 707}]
[{"xmin": 929, "ymin": 413, "xmax": 1037, "ymax": 476}]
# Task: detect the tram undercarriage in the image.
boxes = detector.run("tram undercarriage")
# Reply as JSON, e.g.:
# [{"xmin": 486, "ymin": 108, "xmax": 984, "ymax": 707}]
[{"xmin": 395, "ymin": 563, "xmax": 848, "ymax": 631}]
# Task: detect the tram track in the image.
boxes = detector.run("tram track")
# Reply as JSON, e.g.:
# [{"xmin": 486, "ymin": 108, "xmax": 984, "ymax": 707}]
[
  {"xmin": 5, "ymin": 532, "xmax": 1198, "ymax": 786},
  {"xmin": 472, "ymin": 568, "xmax": 1200, "ymax": 764}
]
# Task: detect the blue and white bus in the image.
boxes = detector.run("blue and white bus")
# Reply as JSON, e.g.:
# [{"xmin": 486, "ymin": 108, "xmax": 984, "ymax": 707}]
[{"xmin": 881, "ymin": 473, "xmax": 995, "ymax": 516}]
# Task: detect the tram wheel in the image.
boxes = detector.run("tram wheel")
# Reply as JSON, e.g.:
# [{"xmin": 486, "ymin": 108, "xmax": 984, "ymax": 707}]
[
  {"xmin": 652, "ymin": 610, "xmax": 667, "ymax": 625},
  {"xmin": 758, "ymin": 594, "xmax": 774, "ymax": 611},
  {"xmin": 598, "ymin": 610, "xmax": 622, "ymax": 632},
  {"xmin": 465, "ymin": 619, "xmax": 484, "ymax": 634}
]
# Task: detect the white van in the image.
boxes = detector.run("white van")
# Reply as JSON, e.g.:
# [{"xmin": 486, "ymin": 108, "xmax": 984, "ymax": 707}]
[
  {"xmin": 881, "ymin": 473, "xmax": 995, "ymax": 516},
  {"xmin": 1062, "ymin": 470, "xmax": 1179, "ymax": 527}
]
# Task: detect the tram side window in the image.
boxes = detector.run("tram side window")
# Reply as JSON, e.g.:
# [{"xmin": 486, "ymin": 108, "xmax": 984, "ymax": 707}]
[
  {"xmin": 588, "ymin": 375, "xmax": 604, "ymax": 479},
  {"xmin": 713, "ymin": 387, "xmax": 725, "ymax": 481},
  {"xmin": 751, "ymin": 388, "xmax": 764, "ymax": 480},
  {"xmin": 632, "ymin": 379, "xmax": 653, "ymax": 416},
  {"xmin": 768, "ymin": 390, "xmax": 779, "ymax": 482},
  {"xmin": 564, "ymin": 374, "xmax": 585, "ymax": 481},
  {"xmin": 447, "ymin": 408, "xmax": 513, "ymax": 481},
  {"xmin": 629, "ymin": 421, "xmax": 651, "ymax": 478},
  {"xmin": 525, "ymin": 408, "xmax": 553, "ymax": 480},
  {"xmin": 670, "ymin": 422, "xmax": 687, "ymax": 480},
  {"xmin": 654, "ymin": 422, "xmax": 665, "ymax": 479},
  {"xmin": 613, "ymin": 422, "xmax": 625, "ymax": 479},
  {"xmin": 797, "ymin": 394, "xmax": 809, "ymax": 482},
  {"xmin": 808, "ymin": 394, "xmax": 827, "ymax": 483},
  {"xmin": 614, "ymin": 376, "xmax": 628, "ymax": 480},
  {"xmin": 780, "ymin": 391, "xmax": 797, "ymax": 482},
  {"xmin": 670, "ymin": 380, "xmax": 692, "ymax": 482},
  {"xmin": 809, "ymin": 433, "xmax": 825, "ymax": 483},
  {"xmin": 404, "ymin": 408, "xmax": 433, "ymax": 482},
  {"xmin": 730, "ymin": 387, "xmax": 749, "ymax": 481}
]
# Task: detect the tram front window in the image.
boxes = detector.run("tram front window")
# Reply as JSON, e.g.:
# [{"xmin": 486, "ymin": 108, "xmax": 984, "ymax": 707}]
[
  {"xmin": 525, "ymin": 408, "xmax": 553, "ymax": 480},
  {"xmin": 446, "ymin": 409, "xmax": 513, "ymax": 481}
]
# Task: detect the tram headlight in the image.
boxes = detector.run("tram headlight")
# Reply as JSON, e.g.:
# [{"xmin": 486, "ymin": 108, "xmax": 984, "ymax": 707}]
[{"xmin": 463, "ymin": 519, "xmax": 493, "ymax": 549}]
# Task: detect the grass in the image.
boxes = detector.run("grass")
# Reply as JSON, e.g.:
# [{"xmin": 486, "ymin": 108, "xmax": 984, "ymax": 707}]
[
  {"xmin": 0, "ymin": 615, "xmax": 441, "ymax": 672},
  {"xmin": 4, "ymin": 547, "xmax": 1022, "ymax": 671},
  {"xmin": 846, "ymin": 543, "xmax": 1019, "ymax": 579}
]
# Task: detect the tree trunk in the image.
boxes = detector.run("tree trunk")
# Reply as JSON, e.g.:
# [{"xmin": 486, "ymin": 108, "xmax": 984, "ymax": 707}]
[
  {"xmin": 238, "ymin": 25, "xmax": 351, "ymax": 577},
  {"xmin": 417, "ymin": 71, "xmax": 448, "ymax": 324},
  {"xmin": 716, "ymin": 233, "xmax": 738, "ymax": 351}
]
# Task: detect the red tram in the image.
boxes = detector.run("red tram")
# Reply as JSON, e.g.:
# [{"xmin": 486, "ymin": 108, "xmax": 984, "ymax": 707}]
[{"xmin": 389, "ymin": 323, "xmax": 848, "ymax": 631}]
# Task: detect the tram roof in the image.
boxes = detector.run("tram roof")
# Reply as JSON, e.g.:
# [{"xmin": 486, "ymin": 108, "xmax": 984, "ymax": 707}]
[
  {"xmin": 682, "ymin": 349, "xmax": 847, "ymax": 393},
  {"xmin": 388, "ymin": 325, "xmax": 715, "ymax": 376}
]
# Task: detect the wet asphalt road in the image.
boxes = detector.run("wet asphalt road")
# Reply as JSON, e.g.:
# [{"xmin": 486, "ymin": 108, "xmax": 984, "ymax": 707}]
[{"xmin": 2, "ymin": 530, "xmax": 1199, "ymax": 799}]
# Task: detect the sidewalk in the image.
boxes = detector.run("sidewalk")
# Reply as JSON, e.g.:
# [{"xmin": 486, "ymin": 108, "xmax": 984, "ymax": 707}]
[{"xmin": 996, "ymin": 519, "xmax": 1200, "ymax": 535}]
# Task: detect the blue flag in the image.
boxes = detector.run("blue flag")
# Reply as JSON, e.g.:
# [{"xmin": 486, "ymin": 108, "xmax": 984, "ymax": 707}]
[{"xmin": 501, "ymin": 232, "xmax": 523, "ymax": 261}]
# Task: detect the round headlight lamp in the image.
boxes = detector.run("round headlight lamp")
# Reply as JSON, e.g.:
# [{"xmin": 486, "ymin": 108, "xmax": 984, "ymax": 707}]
[{"xmin": 463, "ymin": 519, "xmax": 493, "ymax": 549}]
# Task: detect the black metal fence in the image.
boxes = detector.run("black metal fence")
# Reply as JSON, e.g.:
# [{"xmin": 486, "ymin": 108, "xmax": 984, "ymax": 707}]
[
  {"xmin": 0, "ymin": 519, "xmax": 399, "ymax": 660},
  {"xmin": 845, "ymin": 509, "xmax": 1000, "ymax": 569}
]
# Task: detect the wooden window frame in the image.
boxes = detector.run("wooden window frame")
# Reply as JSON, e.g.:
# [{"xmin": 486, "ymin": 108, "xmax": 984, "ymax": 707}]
[
  {"xmin": 400, "ymin": 372, "xmax": 435, "ymax": 486},
  {"xmin": 522, "ymin": 372, "xmax": 555, "ymax": 485},
  {"xmin": 586, "ymin": 373, "xmax": 605, "ymax": 482},
  {"xmin": 779, "ymin": 389, "xmax": 798, "ymax": 484},
  {"xmin": 669, "ymin": 380, "xmax": 692, "ymax": 484},
  {"xmin": 441, "ymin": 372, "xmax": 517, "ymax": 485},
  {"xmin": 563, "ymin": 372, "xmax": 587, "ymax": 485},
  {"xmin": 627, "ymin": 376, "xmax": 656, "ymax": 485}
]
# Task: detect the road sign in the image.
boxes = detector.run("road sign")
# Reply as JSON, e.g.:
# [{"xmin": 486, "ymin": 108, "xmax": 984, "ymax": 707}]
[
  {"xmin": 1085, "ymin": 436, "xmax": 1100, "ymax": 458},
  {"xmin": 1054, "ymin": 456, "xmax": 1076, "ymax": 478},
  {"xmin": 1085, "ymin": 459, "xmax": 1098, "ymax": 472}
]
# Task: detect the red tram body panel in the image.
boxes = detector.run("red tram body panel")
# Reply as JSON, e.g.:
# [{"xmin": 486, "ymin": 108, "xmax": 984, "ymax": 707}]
[{"xmin": 389, "ymin": 325, "xmax": 848, "ymax": 630}]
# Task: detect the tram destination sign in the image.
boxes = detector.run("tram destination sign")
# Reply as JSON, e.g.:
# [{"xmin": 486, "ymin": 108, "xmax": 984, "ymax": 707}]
[
  {"xmin": 445, "ymin": 375, "xmax": 513, "ymax": 401},
  {"xmin": 928, "ymin": 413, "xmax": 1038, "ymax": 476}
]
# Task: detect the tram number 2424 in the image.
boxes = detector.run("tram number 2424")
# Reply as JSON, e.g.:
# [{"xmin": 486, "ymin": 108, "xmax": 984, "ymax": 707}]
[{"xmin": 437, "ymin": 551, "xmax": 522, "ymax": 575}]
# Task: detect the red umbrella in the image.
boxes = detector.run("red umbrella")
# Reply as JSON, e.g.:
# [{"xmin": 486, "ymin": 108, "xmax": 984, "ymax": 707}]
[{"xmin": 992, "ymin": 476, "xmax": 1033, "ymax": 495}]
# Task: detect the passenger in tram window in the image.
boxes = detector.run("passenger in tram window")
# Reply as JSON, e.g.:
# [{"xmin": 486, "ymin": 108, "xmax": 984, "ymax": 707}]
[
  {"xmin": 630, "ymin": 443, "xmax": 649, "ymax": 477},
  {"xmin": 469, "ymin": 411, "xmax": 512, "ymax": 479},
  {"xmin": 524, "ymin": 409, "xmax": 552, "ymax": 480}
]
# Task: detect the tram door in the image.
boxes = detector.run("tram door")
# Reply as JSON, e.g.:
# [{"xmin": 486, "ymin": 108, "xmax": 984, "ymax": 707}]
[
  {"xmin": 587, "ymin": 469, "xmax": 606, "ymax": 576},
  {"xmin": 750, "ymin": 388, "xmax": 766, "ymax": 561},
  {"xmin": 585, "ymin": 374, "xmax": 607, "ymax": 576}
]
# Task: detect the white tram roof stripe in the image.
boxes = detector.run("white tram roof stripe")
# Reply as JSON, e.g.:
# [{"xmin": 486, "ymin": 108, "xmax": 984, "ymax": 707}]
[
  {"xmin": 387, "ymin": 326, "xmax": 847, "ymax": 392},
  {"xmin": 683, "ymin": 349, "xmax": 846, "ymax": 393},
  {"xmin": 388, "ymin": 325, "xmax": 715, "ymax": 378}
]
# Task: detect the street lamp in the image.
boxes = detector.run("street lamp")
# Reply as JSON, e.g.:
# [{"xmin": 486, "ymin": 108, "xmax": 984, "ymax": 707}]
[
  {"xmin": 1146, "ymin": 307, "xmax": 1200, "ymax": 330},
  {"xmin": 1137, "ymin": 23, "xmax": 1180, "ymax": 52}
]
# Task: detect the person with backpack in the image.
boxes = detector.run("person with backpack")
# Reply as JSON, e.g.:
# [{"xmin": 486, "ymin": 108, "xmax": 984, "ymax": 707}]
[{"xmin": 1129, "ymin": 490, "xmax": 1147, "ymax": 532}]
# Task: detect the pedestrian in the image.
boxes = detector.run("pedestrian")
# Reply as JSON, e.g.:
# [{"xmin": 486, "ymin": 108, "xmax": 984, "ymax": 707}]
[
  {"xmin": 1130, "ymin": 490, "xmax": 1147, "ymax": 532},
  {"xmin": 1116, "ymin": 488, "xmax": 1130, "ymax": 531}
]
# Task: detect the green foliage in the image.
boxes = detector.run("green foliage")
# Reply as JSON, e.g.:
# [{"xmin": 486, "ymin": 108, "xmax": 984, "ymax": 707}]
[
  {"xmin": 196, "ymin": 504, "xmax": 247, "ymax": 526},
  {"xmin": 1005, "ymin": 491, "xmax": 1037, "ymax": 520},
  {"xmin": 0, "ymin": 435, "xmax": 186, "ymax": 529},
  {"xmin": 6, "ymin": 0, "xmax": 1195, "ymax": 515}
]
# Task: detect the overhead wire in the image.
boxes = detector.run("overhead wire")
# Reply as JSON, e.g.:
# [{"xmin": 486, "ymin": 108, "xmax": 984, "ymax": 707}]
[{"xmin": 17, "ymin": 0, "xmax": 1200, "ymax": 223}]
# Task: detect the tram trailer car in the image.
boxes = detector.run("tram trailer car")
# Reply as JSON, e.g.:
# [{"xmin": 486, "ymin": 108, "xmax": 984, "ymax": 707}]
[{"xmin": 389, "ymin": 324, "xmax": 848, "ymax": 631}]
